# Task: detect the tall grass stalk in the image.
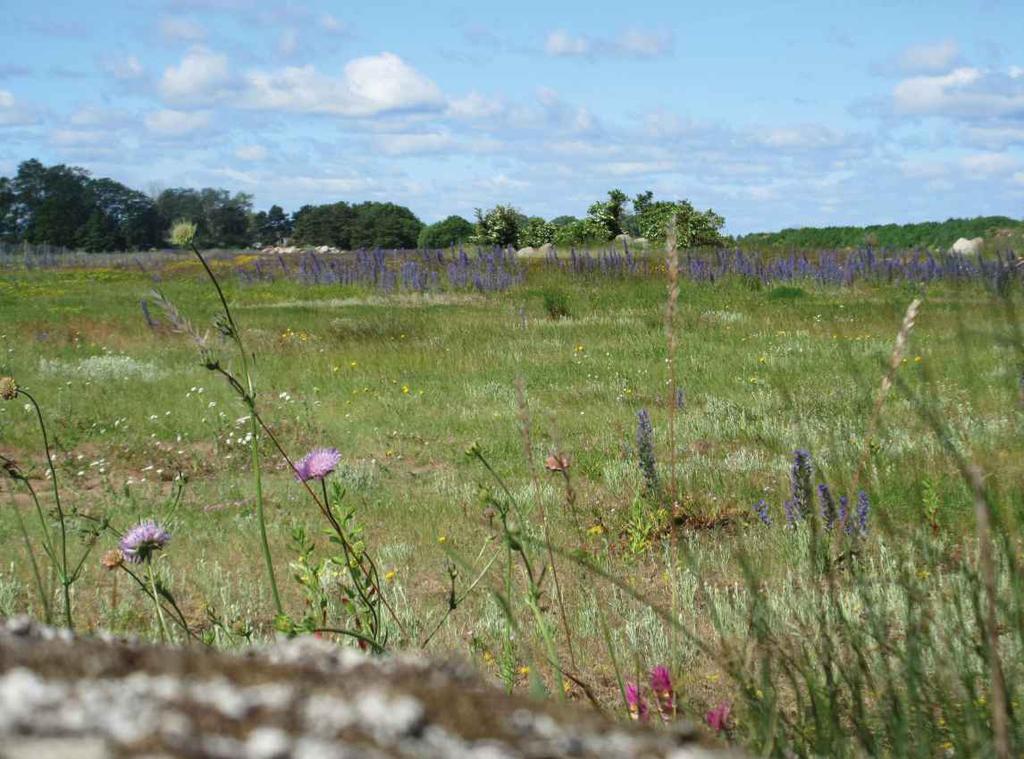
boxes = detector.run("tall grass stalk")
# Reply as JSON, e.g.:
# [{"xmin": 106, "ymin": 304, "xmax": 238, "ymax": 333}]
[{"xmin": 187, "ymin": 240, "xmax": 282, "ymax": 616}]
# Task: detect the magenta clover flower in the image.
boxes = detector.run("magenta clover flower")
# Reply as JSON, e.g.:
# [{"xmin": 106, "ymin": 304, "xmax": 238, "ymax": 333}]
[
  {"xmin": 294, "ymin": 447, "xmax": 341, "ymax": 482},
  {"xmin": 625, "ymin": 682, "xmax": 650, "ymax": 723},
  {"xmin": 120, "ymin": 520, "xmax": 171, "ymax": 564},
  {"xmin": 649, "ymin": 665, "xmax": 676, "ymax": 721},
  {"xmin": 705, "ymin": 701, "xmax": 732, "ymax": 733}
]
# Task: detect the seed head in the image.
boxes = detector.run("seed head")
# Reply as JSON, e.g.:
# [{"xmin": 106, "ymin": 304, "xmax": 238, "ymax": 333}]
[
  {"xmin": 0, "ymin": 376, "xmax": 17, "ymax": 401},
  {"xmin": 101, "ymin": 549, "xmax": 124, "ymax": 570},
  {"xmin": 170, "ymin": 220, "xmax": 197, "ymax": 248}
]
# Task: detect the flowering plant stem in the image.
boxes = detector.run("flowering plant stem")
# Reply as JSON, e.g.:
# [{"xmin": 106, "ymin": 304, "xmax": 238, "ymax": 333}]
[
  {"xmin": 21, "ymin": 389, "xmax": 75, "ymax": 629},
  {"xmin": 146, "ymin": 560, "xmax": 172, "ymax": 643},
  {"xmin": 190, "ymin": 243, "xmax": 283, "ymax": 617}
]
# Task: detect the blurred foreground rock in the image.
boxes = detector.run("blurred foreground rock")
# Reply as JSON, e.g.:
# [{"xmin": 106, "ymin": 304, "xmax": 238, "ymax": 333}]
[{"xmin": 0, "ymin": 617, "xmax": 737, "ymax": 758}]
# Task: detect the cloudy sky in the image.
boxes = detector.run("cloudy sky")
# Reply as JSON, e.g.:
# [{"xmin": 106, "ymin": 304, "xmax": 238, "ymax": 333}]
[{"xmin": 1, "ymin": 0, "xmax": 1022, "ymax": 233}]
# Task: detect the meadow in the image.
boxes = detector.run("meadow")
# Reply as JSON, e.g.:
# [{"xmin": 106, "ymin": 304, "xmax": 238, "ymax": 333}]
[{"xmin": 1, "ymin": 244, "xmax": 1022, "ymax": 757}]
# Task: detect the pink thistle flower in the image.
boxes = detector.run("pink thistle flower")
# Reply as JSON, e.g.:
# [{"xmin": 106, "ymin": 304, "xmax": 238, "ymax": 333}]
[
  {"xmin": 294, "ymin": 447, "xmax": 341, "ymax": 482},
  {"xmin": 705, "ymin": 701, "xmax": 732, "ymax": 733},
  {"xmin": 649, "ymin": 665, "xmax": 676, "ymax": 721},
  {"xmin": 120, "ymin": 520, "xmax": 170, "ymax": 564},
  {"xmin": 625, "ymin": 682, "xmax": 650, "ymax": 723}
]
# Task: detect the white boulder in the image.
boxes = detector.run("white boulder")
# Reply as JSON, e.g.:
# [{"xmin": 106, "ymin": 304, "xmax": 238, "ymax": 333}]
[{"xmin": 950, "ymin": 237, "xmax": 983, "ymax": 254}]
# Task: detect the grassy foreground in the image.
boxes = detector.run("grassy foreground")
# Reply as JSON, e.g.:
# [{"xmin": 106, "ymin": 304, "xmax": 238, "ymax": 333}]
[{"xmin": 1, "ymin": 250, "xmax": 1022, "ymax": 756}]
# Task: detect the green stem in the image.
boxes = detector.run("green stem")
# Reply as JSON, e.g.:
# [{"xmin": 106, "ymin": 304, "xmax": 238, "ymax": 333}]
[
  {"xmin": 147, "ymin": 560, "xmax": 171, "ymax": 643},
  {"xmin": 190, "ymin": 244, "xmax": 282, "ymax": 617},
  {"xmin": 11, "ymin": 498, "xmax": 51, "ymax": 623},
  {"xmin": 21, "ymin": 390, "xmax": 72, "ymax": 629}
]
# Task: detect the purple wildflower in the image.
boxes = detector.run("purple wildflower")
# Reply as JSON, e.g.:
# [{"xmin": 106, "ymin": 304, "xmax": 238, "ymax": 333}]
[
  {"xmin": 649, "ymin": 666, "xmax": 676, "ymax": 721},
  {"xmin": 784, "ymin": 498, "xmax": 797, "ymax": 527},
  {"xmin": 818, "ymin": 484, "xmax": 837, "ymax": 531},
  {"xmin": 294, "ymin": 447, "xmax": 341, "ymax": 482},
  {"xmin": 705, "ymin": 701, "xmax": 732, "ymax": 733},
  {"xmin": 636, "ymin": 408, "xmax": 658, "ymax": 493},
  {"xmin": 120, "ymin": 520, "xmax": 170, "ymax": 564},
  {"xmin": 753, "ymin": 499, "xmax": 772, "ymax": 526},
  {"xmin": 674, "ymin": 387, "xmax": 686, "ymax": 410},
  {"xmin": 625, "ymin": 682, "xmax": 650, "ymax": 722},
  {"xmin": 856, "ymin": 491, "xmax": 870, "ymax": 535},
  {"xmin": 790, "ymin": 449, "xmax": 813, "ymax": 521}
]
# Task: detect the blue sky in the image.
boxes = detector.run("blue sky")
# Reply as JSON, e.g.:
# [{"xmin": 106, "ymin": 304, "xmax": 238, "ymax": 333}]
[{"xmin": 1, "ymin": 0, "xmax": 1022, "ymax": 233}]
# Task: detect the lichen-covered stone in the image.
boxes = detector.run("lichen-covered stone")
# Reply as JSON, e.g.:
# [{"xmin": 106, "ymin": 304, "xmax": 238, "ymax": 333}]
[{"xmin": 0, "ymin": 617, "xmax": 741, "ymax": 758}]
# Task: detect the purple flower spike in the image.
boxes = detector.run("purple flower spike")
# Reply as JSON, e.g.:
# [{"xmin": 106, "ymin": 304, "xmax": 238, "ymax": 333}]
[
  {"xmin": 120, "ymin": 520, "xmax": 171, "ymax": 564},
  {"xmin": 294, "ymin": 447, "xmax": 341, "ymax": 482},
  {"xmin": 625, "ymin": 682, "xmax": 650, "ymax": 723},
  {"xmin": 753, "ymin": 499, "xmax": 772, "ymax": 526}
]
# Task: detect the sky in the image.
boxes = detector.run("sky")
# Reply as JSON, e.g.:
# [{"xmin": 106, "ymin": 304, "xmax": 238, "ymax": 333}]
[{"xmin": 0, "ymin": 0, "xmax": 1022, "ymax": 234}]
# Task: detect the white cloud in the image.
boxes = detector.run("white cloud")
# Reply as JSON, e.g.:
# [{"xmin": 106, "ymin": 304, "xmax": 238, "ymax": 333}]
[
  {"xmin": 51, "ymin": 129, "xmax": 108, "ymax": 146},
  {"xmin": 961, "ymin": 125, "xmax": 1024, "ymax": 149},
  {"xmin": 544, "ymin": 28, "xmax": 671, "ymax": 58},
  {"xmin": 159, "ymin": 47, "xmax": 232, "ymax": 105},
  {"xmin": 545, "ymin": 31, "xmax": 590, "ymax": 57},
  {"xmin": 960, "ymin": 152, "xmax": 1021, "ymax": 177},
  {"xmin": 235, "ymin": 144, "xmax": 268, "ymax": 161},
  {"xmin": 374, "ymin": 132, "xmax": 454, "ymax": 155},
  {"xmin": 446, "ymin": 92, "xmax": 505, "ymax": 120},
  {"xmin": 319, "ymin": 13, "xmax": 347, "ymax": 34},
  {"xmin": 898, "ymin": 40, "xmax": 959, "ymax": 73},
  {"xmin": 144, "ymin": 108, "xmax": 211, "ymax": 135},
  {"xmin": 104, "ymin": 55, "xmax": 144, "ymax": 80},
  {"xmin": 615, "ymin": 29, "xmax": 672, "ymax": 58},
  {"xmin": 159, "ymin": 16, "xmax": 206, "ymax": 42},
  {"xmin": 0, "ymin": 89, "xmax": 37, "ymax": 126},
  {"xmin": 756, "ymin": 124, "xmax": 850, "ymax": 150},
  {"xmin": 892, "ymin": 67, "xmax": 1024, "ymax": 118},
  {"xmin": 242, "ymin": 53, "xmax": 442, "ymax": 117}
]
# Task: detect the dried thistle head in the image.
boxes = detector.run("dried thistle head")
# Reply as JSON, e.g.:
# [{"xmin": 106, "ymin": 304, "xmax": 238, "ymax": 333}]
[
  {"xmin": 0, "ymin": 376, "xmax": 17, "ymax": 401},
  {"xmin": 101, "ymin": 549, "xmax": 124, "ymax": 571}
]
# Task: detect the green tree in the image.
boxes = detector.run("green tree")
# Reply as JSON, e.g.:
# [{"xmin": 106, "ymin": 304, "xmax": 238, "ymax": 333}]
[
  {"xmin": 472, "ymin": 205, "xmax": 526, "ymax": 247},
  {"xmin": 417, "ymin": 215, "xmax": 474, "ymax": 248},
  {"xmin": 553, "ymin": 217, "xmax": 608, "ymax": 247},
  {"xmin": 517, "ymin": 216, "xmax": 555, "ymax": 247},
  {"xmin": 635, "ymin": 199, "xmax": 725, "ymax": 246},
  {"xmin": 585, "ymin": 188, "xmax": 629, "ymax": 240}
]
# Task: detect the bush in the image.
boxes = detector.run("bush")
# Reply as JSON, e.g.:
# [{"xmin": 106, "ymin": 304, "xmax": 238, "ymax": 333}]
[
  {"xmin": 418, "ymin": 215, "xmax": 474, "ymax": 249},
  {"xmin": 540, "ymin": 288, "xmax": 571, "ymax": 319}
]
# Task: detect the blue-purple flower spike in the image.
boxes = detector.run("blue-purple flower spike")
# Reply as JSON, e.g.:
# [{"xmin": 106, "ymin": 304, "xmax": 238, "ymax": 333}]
[
  {"xmin": 636, "ymin": 408, "xmax": 658, "ymax": 493},
  {"xmin": 818, "ymin": 484, "xmax": 837, "ymax": 531},
  {"xmin": 753, "ymin": 499, "xmax": 772, "ymax": 526},
  {"xmin": 790, "ymin": 450, "xmax": 813, "ymax": 521},
  {"xmin": 856, "ymin": 491, "xmax": 870, "ymax": 535}
]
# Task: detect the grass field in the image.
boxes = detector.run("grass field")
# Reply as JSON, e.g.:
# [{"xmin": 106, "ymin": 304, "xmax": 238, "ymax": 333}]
[{"xmin": 1, "ymin": 248, "xmax": 1023, "ymax": 755}]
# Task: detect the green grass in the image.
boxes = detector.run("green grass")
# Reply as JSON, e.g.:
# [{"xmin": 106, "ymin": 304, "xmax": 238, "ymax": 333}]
[{"xmin": 1, "ymin": 253, "xmax": 1022, "ymax": 755}]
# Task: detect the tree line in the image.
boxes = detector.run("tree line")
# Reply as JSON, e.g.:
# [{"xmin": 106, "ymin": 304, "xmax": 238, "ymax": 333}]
[
  {"xmin": 738, "ymin": 216, "xmax": 1024, "ymax": 251},
  {"xmin": 0, "ymin": 159, "xmax": 733, "ymax": 253}
]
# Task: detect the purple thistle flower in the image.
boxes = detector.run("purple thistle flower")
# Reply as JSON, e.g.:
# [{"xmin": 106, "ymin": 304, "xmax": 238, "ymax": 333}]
[
  {"xmin": 790, "ymin": 449, "xmax": 813, "ymax": 521},
  {"xmin": 649, "ymin": 666, "xmax": 676, "ymax": 721},
  {"xmin": 818, "ymin": 484, "xmax": 837, "ymax": 531},
  {"xmin": 120, "ymin": 520, "xmax": 171, "ymax": 564},
  {"xmin": 753, "ymin": 499, "xmax": 772, "ymax": 526},
  {"xmin": 294, "ymin": 447, "xmax": 341, "ymax": 482},
  {"xmin": 856, "ymin": 491, "xmax": 870, "ymax": 535},
  {"xmin": 625, "ymin": 682, "xmax": 650, "ymax": 723}
]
